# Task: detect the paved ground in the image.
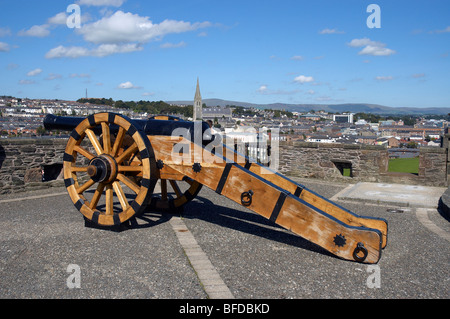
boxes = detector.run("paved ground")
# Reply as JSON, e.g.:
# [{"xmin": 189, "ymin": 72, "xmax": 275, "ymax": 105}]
[
  {"xmin": 0, "ymin": 178, "xmax": 448, "ymax": 300},
  {"xmin": 335, "ymin": 182, "xmax": 446, "ymax": 208}
]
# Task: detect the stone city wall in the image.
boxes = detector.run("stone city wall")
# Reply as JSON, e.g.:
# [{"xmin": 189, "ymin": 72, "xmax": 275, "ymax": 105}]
[
  {"xmin": 0, "ymin": 139, "xmax": 68, "ymax": 194},
  {"xmin": 0, "ymin": 138, "xmax": 448, "ymax": 195},
  {"xmin": 277, "ymin": 142, "xmax": 388, "ymax": 182},
  {"xmin": 277, "ymin": 141, "xmax": 448, "ymax": 187}
]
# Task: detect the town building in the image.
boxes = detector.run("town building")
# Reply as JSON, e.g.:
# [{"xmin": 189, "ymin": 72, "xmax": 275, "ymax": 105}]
[
  {"xmin": 193, "ymin": 78, "xmax": 202, "ymax": 120},
  {"xmin": 333, "ymin": 113, "xmax": 354, "ymax": 123},
  {"xmin": 202, "ymin": 107, "xmax": 233, "ymax": 121}
]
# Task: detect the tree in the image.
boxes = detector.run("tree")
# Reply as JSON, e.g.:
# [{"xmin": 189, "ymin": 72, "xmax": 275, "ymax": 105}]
[
  {"xmin": 406, "ymin": 141, "xmax": 417, "ymax": 148},
  {"xmin": 36, "ymin": 125, "xmax": 46, "ymax": 136}
]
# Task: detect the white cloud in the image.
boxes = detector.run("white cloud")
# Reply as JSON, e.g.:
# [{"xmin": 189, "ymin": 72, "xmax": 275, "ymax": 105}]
[
  {"xmin": 77, "ymin": 11, "xmax": 211, "ymax": 44},
  {"xmin": 117, "ymin": 81, "xmax": 141, "ymax": 89},
  {"xmin": 46, "ymin": 73, "xmax": 63, "ymax": 80},
  {"xmin": 19, "ymin": 79, "xmax": 35, "ymax": 85},
  {"xmin": 70, "ymin": 73, "xmax": 91, "ymax": 78},
  {"xmin": 412, "ymin": 73, "xmax": 425, "ymax": 78},
  {"xmin": 0, "ymin": 27, "xmax": 11, "ymax": 37},
  {"xmin": 0, "ymin": 41, "xmax": 10, "ymax": 52},
  {"xmin": 142, "ymin": 92, "xmax": 155, "ymax": 97},
  {"xmin": 294, "ymin": 75, "xmax": 314, "ymax": 84},
  {"xmin": 290, "ymin": 55, "xmax": 304, "ymax": 61},
  {"xmin": 45, "ymin": 43, "xmax": 142, "ymax": 58},
  {"xmin": 7, "ymin": 63, "xmax": 19, "ymax": 70},
  {"xmin": 93, "ymin": 43, "xmax": 143, "ymax": 56},
  {"xmin": 348, "ymin": 38, "xmax": 396, "ymax": 56},
  {"xmin": 27, "ymin": 68, "xmax": 43, "ymax": 76},
  {"xmin": 18, "ymin": 24, "xmax": 50, "ymax": 37},
  {"xmin": 257, "ymin": 85, "xmax": 268, "ymax": 93},
  {"xmin": 359, "ymin": 45, "xmax": 396, "ymax": 56},
  {"xmin": 348, "ymin": 38, "xmax": 375, "ymax": 47},
  {"xmin": 48, "ymin": 11, "xmax": 92, "ymax": 25},
  {"xmin": 375, "ymin": 76, "xmax": 393, "ymax": 81},
  {"xmin": 432, "ymin": 26, "xmax": 450, "ymax": 34},
  {"xmin": 46, "ymin": 46, "xmax": 89, "ymax": 58},
  {"xmin": 48, "ymin": 12, "xmax": 68, "ymax": 25},
  {"xmin": 319, "ymin": 28, "xmax": 344, "ymax": 34},
  {"xmin": 77, "ymin": 0, "xmax": 125, "ymax": 6},
  {"xmin": 257, "ymin": 85, "xmax": 300, "ymax": 95},
  {"xmin": 160, "ymin": 41, "xmax": 187, "ymax": 49}
]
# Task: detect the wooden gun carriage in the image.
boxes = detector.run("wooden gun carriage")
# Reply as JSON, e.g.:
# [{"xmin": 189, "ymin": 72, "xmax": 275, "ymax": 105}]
[{"xmin": 43, "ymin": 112, "xmax": 388, "ymax": 264}]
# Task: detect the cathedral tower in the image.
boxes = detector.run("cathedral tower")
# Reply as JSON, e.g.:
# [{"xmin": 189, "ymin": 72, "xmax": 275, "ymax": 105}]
[{"xmin": 193, "ymin": 77, "xmax": 202, "ymax": 120}]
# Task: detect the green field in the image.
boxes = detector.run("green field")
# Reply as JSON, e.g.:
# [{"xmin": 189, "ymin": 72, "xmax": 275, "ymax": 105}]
[{"xmin": 388, "ymin": 157, "xmax": 419, "ymax": 174}]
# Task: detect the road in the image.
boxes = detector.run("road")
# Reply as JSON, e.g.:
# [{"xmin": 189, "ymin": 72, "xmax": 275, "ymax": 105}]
[{"xmin": 0, "ymin": 178, "xmax": 448, "ymax": 300}]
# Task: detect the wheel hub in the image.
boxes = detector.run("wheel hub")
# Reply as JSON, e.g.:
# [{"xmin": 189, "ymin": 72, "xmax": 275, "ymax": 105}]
[{"xmin": 87, "ymin": 154, "xmax": 118, "ymax": 184}]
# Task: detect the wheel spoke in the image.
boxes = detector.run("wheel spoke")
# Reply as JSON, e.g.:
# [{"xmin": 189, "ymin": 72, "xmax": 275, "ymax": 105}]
[
  {"xmin": 74, "ymin": 145, "xmax": 95, "ymax": 160},
  {"xmin": 113, "ymin": 181, "xmax": 129, "ymax": 211},
  {"xmin": 116, "ymin": 144, "xmax": 138, "ymax": 165},
  {"xmin": 118, "ymin": 165, "xmax": 143, "ymax": 173},
  {"xmin": 86, "ymin": 128, "xmax": 104, "ymax": 155},
  {"xmin": 111, "ymin": 126, "xmax": 126, "ymax": 157},
  {"xmin": 90, "ymin": 183, "xmax": 106, "ymax": 210},
  {"xmin": 161, "ymin": 179, "xmax": 168, "ymax": 201},
  {"xmin": 101, "ymin": 122, "xmax": 112, "ymax": 155},
  {"xmin": 117, "ymin": 173, "xmax": 141, "ymax": 194},
  {"xmin": 169, "ymin": 180, "xmax": 183, "ymax": 197},
  {"xmin": 105, "ymin": 184, "xmax": 114, "ymax": 216},
  {"xmin": 71, "ymin": 166, "xmax": 89, "ymax": 173},
  {"xmin": 77, "ymin": 179, "xmax": 95, "ymax": 194}
]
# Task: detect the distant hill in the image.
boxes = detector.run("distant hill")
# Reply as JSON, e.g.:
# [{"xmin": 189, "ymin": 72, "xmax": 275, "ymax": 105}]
[{"xmin": 166, "ymin": 98, "xmax": 449, "ymax": 115}]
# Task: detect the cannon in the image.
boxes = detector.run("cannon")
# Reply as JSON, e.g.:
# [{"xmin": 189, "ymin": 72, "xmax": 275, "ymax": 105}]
[{"xmin": 43, "ymin": 112, "xmax": 388, "ymax": 264}]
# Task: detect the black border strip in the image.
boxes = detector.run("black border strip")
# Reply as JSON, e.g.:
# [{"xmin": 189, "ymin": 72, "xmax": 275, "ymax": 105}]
[
  {"xmin": 294, "ymin": 186, "xmax": 303, "ymax": 197},
  {"xmin": 91, "ymin": 210, "xmax": 100, "ymax": 224},
  {"xmin": 131, "ymin": 201, "xmax": 141, "ymax": 214},
  {"xmin": 215, "ymin": 163, "xmax": 233, "ymax": 195},
  {"xmin": 108, "ymin": 113, "xmax": 116, "ymax": 124},
  {"xmin": 63, "ymin": 153, "xmax": 74, "ymax": 162},
  {"xmin": 270, "ymin": 191, "xmax": 288, "ymax": 223},
  {"xmin": 88, "ymin": 115, "xmax": 96, "ymax": 127},
  {"xmin": 75, "ymin": 199, "xmax": 84, "ymax": 211},
  {"xmin": 70, "ymin": 130, "xmax": 81, "ymax": 141},
  {"xmin": 113, "ymin": 213, "xmax": 121, "ymax": 226},
  {"xmin": 127, "ymin": 125, "xmax": 137, "ymax": 137},
  {"xmin": 64, "ymin": 178, "xmax": 75, "ymax": 188}
]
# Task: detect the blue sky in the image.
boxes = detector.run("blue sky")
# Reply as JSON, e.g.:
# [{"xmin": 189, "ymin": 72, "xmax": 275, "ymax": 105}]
[{"xmin": 0, "ymin": 0, "xmax": 449, "ymax": 109}]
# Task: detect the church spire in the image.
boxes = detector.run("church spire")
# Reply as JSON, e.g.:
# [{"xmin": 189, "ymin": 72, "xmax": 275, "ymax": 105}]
[
  {"xmin": 195, "ymin": 77, "xmax": 201, "ymax": 100},
  {"xmin": 193, "ymin": 77, "xmax": 202, "ymax": 120}
]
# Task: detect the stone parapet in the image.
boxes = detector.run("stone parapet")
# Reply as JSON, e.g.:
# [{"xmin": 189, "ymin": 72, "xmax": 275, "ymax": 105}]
[
  {"xmin": 0, "ymin": 138, "xmax": 448, "ymax": 195},
  {"xmin": 277, "ymin": 141, "xmax": 448, "ymax": 187},
  {"xmin": 0, "ymin": 138, "xmax": 68, "ymax": 194}
]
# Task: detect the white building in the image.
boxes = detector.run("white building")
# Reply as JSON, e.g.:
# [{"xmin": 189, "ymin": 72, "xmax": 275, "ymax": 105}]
[{"xmin": 333, "ymin": 113, "xmax": 354, "ymax": 123}]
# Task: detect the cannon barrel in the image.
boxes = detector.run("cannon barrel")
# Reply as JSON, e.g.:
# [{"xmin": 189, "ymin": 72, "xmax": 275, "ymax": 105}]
[{"xmin": 43, "ymin": 113, "xmax": 214, "ymax": 145}]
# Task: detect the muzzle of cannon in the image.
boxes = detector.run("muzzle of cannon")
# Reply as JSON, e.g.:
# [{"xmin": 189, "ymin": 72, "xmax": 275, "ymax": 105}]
[{"xmin": 43, "ymin": 112, "xmax": 388, "ymax": 264}]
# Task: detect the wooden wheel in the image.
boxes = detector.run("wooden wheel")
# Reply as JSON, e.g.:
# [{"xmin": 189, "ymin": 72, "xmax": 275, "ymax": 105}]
[
  {"xmin": 149, "ymin": 176, "xmax": 202, "ymax": 211},
  {"xmin": 63, "ymin": 113, "xmax": 157, "ymax": 226},
  {"xmin": 147, "ymin": 114, "xmax": 202, "ymax": 211}
]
